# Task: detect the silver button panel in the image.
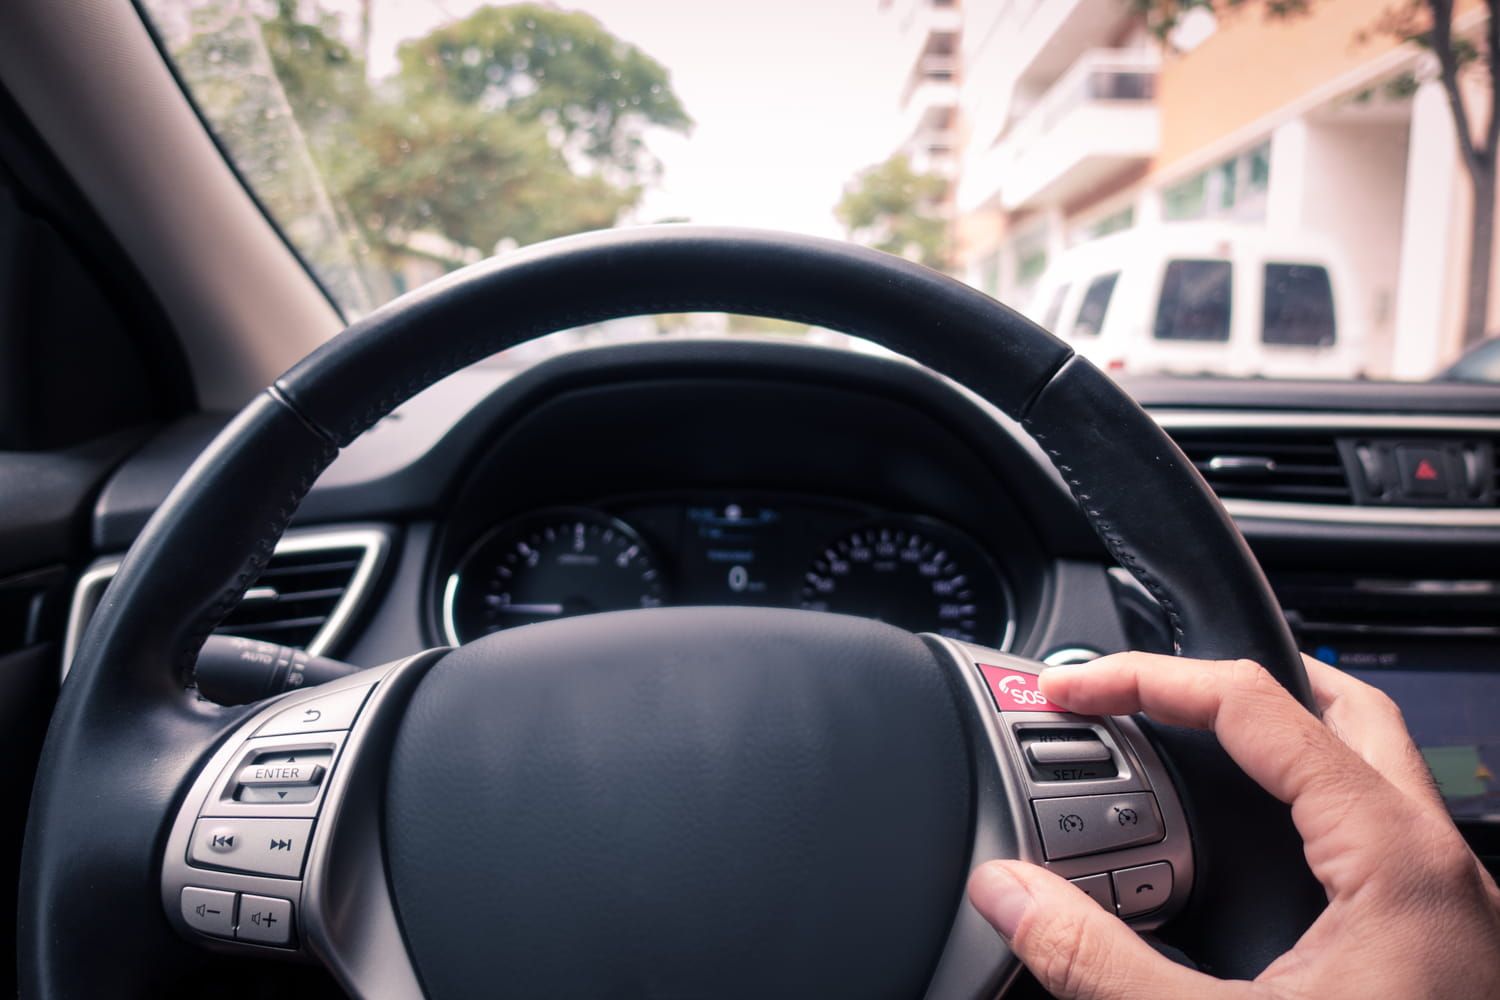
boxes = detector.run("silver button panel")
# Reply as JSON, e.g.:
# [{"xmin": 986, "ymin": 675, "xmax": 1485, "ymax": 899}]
[
  {"xmin": 161, "ymin": 672, "xmax": 382, "ymax": 952},
  {"xmin": 934, "ymin": 638, "xmax": 1195, "ymax": 931}
]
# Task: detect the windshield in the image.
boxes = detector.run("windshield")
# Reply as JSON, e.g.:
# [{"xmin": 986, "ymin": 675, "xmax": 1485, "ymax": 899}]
[{"xmin": 139, "ymin": 0, "xmax": 1500, "ymax": 381}]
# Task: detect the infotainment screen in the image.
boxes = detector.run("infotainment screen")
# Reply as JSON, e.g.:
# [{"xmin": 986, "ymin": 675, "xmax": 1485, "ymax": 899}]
[{"xmin": 1311, "ymin": 640, "xmax": 1499, "ymax": 822}]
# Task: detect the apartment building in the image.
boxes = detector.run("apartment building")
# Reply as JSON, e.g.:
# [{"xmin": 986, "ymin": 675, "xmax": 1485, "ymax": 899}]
[
  {"xmin": 907, "ymin": 0, "xmax": 1494, "ymax": 378},
  {"xmin": 886, "ymin": 0, "xmax": 963, "ymax": 181}
]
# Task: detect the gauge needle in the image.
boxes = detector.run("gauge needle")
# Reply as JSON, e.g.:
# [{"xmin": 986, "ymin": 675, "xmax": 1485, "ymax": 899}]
[{"xmin": 489, "ymin": 601, "xmax": 566, "ymax": 616}]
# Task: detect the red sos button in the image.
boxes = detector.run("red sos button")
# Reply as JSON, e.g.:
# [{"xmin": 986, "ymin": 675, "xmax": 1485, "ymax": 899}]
[{"xmin": 978, "ymin": 664, "xmax": 1064, "ymax": 713}]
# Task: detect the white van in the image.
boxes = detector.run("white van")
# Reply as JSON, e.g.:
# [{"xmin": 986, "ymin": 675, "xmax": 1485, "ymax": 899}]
[{"xmin": 1026, "ymin": 224, "xmax": 1364, "ymax": 379}]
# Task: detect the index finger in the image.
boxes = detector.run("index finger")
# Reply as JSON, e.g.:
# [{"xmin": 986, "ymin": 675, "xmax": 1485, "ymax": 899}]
[{"xmin": 1039, "ymin": 652, "xmax": 1398, "ymax": 827}]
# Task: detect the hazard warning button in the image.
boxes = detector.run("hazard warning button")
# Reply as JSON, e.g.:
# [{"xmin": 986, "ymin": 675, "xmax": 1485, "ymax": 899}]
[{"xmin": 1396, "ymin": 446, "xmax": 1452, "ymax": 498}]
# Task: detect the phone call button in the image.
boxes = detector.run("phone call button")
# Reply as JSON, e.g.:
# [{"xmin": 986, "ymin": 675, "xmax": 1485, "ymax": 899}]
[{"xmin": 1112, "ymin": 861, "xmax": 1172, "ymax": 917}]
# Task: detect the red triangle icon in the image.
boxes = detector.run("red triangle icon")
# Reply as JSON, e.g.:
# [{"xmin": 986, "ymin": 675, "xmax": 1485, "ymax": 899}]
[{"xmin": 1414, "ymin": 458, "xmax": 1440, "ymax": 481}]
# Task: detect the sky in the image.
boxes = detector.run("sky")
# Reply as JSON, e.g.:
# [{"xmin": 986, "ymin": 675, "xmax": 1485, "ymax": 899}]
[{"xmin": 361, "ymin": 0, "xmax": 907, "ymax": 237}]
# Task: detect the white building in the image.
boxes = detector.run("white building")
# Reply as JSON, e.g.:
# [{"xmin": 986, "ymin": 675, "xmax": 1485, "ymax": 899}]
[{"xmin": 890, "ymin": 0, "xmax": 1497, "ymax": 379}]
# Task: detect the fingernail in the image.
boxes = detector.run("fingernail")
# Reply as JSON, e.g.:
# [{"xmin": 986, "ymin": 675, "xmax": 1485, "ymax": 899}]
[{"xmin": 971, "ymin": 863, "xmax": 1031, "ymax": 939}]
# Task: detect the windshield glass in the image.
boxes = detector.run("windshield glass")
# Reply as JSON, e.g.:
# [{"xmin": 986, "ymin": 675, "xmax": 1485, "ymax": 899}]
[{"xmin": 139, "ymin": 0, "xmax": 1500, "ymax": 381}]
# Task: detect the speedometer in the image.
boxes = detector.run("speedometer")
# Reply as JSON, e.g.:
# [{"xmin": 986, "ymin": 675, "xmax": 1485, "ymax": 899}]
[
  {"xmin": 444, "ymin": 508, "xmax": 665, "ymax": 643},
  {"xmin": 799, "ymin": 520, "xmax": 1009, "ymax": 645}
]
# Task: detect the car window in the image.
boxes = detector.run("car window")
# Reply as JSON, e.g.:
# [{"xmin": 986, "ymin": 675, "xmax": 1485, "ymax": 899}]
[
  {"xmin": 1153, "ymin": 260, "xmax": 1232, "ymax": 342},
  {"xmin": 1445, "ymin": 338, "xmax": 1500, "ymax": 382},
  {"xmin": 1263, "ymin": 263, "xmax": 1335, "ymax": 347},
  {"xmin": 134, "ymin": 0, "xmax": 1495, "ymax": 383},
  {"xmin": 1040, "ymin": 283, "xmax": 1070, "ymax": 331},
  {"xmin": 1072, "ymin": 272, "xmax": 1119, "ymax": 338}
]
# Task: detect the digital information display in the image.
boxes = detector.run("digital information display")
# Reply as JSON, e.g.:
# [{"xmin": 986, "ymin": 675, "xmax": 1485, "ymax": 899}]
[{"xmin": 1311, "ymin": 640, "xmax": 1499, "ymax": 822}]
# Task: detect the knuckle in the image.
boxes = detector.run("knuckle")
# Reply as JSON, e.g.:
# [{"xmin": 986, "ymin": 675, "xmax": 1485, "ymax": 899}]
[
  {"xmin": 1375, "ymin": 814, "xmax": 1478, "ymax": 898},
  {"xmin": 1231, "ymin": 658, "xmax": 1281, "ymax": 697},
  {"xmin": 1369, "ymin": 688, "xmax": 1408, "ymax": 727},
  {"xmin": 1420, "ymin": 824, "xmax": 1480, "ymax": 889}
]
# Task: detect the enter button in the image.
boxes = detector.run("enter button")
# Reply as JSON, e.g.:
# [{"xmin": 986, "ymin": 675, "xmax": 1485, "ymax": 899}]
[{"xmin": 1113, "ymin": 862, "xmax": 1172, "ymax": 917}]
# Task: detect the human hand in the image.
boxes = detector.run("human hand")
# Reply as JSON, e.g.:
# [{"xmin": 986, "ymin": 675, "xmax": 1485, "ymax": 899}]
[{"xmin": 968, "ymin": 652, "xmax": 1500, "ymax": 999}]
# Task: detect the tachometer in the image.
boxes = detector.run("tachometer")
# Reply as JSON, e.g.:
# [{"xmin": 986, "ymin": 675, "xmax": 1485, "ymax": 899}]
[
  {"xmin": 444, "ymin": 508, "xmax": 665, "ymax": 643},
  {"xmin": 799, "ymin": 520, "xmax": 1009, "ymax": 645}
]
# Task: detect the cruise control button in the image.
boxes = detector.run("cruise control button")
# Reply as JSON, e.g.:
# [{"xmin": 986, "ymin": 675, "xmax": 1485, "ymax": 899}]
[
  {"xmin": 189, "ymin": 817, "xmax": 313, "ymax": 878},
  {"xmin": 256, "ymin": 684, "xmax": 372, "ymax": 736},
  {"xmin": 1113, "ymin": 862, "xmax": 1172, "ymax": 917},
  {"xmin": 236, "ymin": 894, "xmax": 294, "ymax": 946},
  {"xmin": 181, "ymin": 886, "xmax": 236, "ymax": 938},
  {"xmin": 1069, "ymin": 873, "xmax": 1115, "ymax": 913},
  {"xmin": 1032, "ymin": 792, "xmax": 1164, "ymax": 861}
]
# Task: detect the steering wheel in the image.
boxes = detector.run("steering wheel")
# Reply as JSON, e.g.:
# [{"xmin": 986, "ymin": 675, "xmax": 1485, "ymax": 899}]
[{"xmin": 20, "ymin": 228, "xmax": 1324, "ymax": 998}]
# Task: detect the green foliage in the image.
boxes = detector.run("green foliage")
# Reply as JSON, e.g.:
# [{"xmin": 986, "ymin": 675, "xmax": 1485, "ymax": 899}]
[
  {"xmin": 167, "ymin": 0, "xmax": 690, "ymax": 300},
  {"xmin": 396, "ymin": 4, "xmax": 691, "ymax": 182},
  {"xmin": 338, "ymin": 96, "xmax": 633, "ymax": 255},
  {"xmin": 835, "ymin": 154, "xmax": 952, "ymax": 270}
]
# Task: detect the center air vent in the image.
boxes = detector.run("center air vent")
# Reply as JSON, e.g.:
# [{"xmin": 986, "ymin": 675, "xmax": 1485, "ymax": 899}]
[
  {"xmin": 1166, "ymin": 428, "xmax": 1351, "ymax": 504},
  {"xmin": 62, "ymin": 527, "xmax": 389, "ymax": 680}
]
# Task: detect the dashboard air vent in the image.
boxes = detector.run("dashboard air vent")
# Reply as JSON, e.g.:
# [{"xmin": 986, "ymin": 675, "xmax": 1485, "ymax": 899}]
[
  {"xmin": 62, "ymin": 527, "xmax": 389, "ymax": 680},
  {"xmin": 1273, "ymin": 573, "xmax": 1500, "ymax": 640},
  {"xmin": 1165, "ymin": 428, "xmax": 1352, "ymax": 504},
  {"xmin": 213, "ymin": 544, "xmax": 369, "ymax": 648}
]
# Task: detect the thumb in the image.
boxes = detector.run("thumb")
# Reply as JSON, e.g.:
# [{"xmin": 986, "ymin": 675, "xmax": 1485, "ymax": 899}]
[{"xmin": 967, "ymin": 861, "xmax": 1226, "ymax": 1000}]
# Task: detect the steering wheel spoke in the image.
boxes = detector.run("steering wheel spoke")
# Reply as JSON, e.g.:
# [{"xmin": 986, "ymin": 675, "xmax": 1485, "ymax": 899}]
[
  {"xmin": 923, "ymin": 637, "xmax": 1195, "ymax": 998},
  {"xmin": 160, "ymin": 650, "xmax": 442, "ymax": 996}
]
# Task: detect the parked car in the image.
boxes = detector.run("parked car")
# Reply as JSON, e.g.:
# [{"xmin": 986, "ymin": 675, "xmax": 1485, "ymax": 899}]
[
  {"xmin": 1439, "ymin": 334, "xmax": 1500, "ymax": 383},
  {"xmin": 1027, "ymin": 223, "xmax": 1365, "ymax": 379}
]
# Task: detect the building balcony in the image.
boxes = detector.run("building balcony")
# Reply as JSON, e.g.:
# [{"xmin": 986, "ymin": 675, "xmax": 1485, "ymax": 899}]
[
  {"xmin": 895, "ymin": 77, "xmax": 959, "ymax": 150},
  {"xmin": 960, "ymin": 49, "xmax": 1159, "ymax": 213},
  {"xmin": 908, "ymin": 145, "xmax": 959, "ymax": 179},
  {"xmin": 1000, "ymin": 0, "xmax": 1139, "ymax": 89},
  {"xmin": 891, "ymin": 0, "xmax": 962, "ymax": 94}
]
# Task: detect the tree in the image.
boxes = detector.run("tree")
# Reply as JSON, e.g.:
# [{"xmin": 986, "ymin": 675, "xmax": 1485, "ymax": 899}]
[
  {"xmin": 1134, "ymin": 0, "xmax": 1500, "ymax": 347},
  {"xmin": 338, "ymin": 95, "xmax": 633, "ymax": 255},
  {"xmin": 173, "ymin": 1, "xmax": 691, "ymax": 285},
  {"xmin": 836, "ymin": 154, "xmax": 952, "ymax": 270},
  {"xmin": 395, "ymin": 5, "xmax": 691, "ymax": 185}
]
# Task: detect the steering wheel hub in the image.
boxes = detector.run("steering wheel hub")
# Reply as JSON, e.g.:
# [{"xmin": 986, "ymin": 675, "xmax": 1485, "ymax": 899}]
[{"xmin": 385, "ymin": 608, "xmax": 973, "ymax": 997}]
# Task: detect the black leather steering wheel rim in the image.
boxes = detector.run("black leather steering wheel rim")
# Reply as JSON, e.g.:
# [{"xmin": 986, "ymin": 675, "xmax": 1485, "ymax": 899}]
[{"xmin": 21, "ymin": 226, "xmax": 1323, "ymax": 996}]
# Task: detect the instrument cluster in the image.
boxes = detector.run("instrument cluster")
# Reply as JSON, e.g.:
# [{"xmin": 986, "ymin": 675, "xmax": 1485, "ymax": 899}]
[{"xmin": 441, "ymin": 495, "xmax": 1014, "ymax": 648}]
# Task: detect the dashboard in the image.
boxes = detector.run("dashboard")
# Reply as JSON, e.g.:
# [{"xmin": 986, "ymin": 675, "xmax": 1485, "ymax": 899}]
[
  {"xmin": 69, "ymin": 339, "xmax": 1500, "ymax": 868},
  {"xmin": 440, "ymin": 496, "xmax": 1014, "ymax": 648}
]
